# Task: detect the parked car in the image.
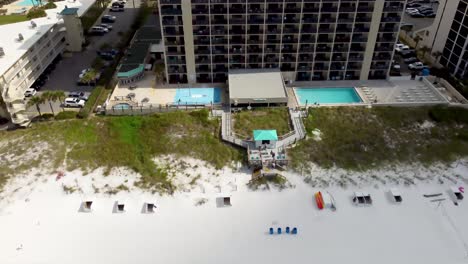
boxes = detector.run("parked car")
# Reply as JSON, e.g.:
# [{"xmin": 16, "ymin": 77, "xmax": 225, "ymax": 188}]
[
  {"xmin": 395, "ymin": 44, "xmax": 410, "ymax": 53},
  {"xmin": 410, "ymin": 12, "xmax": 426, "ymax": 18},
  {"xmin": 101, "ymin": 15, "xmax": 116, "ymax": 23},
  {"xmin": 423, "ymin": 12, "xmax": 436, "ymax": 17},
  {"xmin": 79, "ymin": 68, "xmax": 91, "ymax": 79},
  {"xmin": 89, "ymin": 26, "xmax": 108, "ymax": 35},
  {"xmin": 68, "ymin": 91, "xmax": 89, "ymax": 101},
  {"xmin": 110, "ymin": 6, "xmax": 124, "ymax": 12},
  {"xmin": 99, "ymin": 23, "xmax": 113, "ymax": 31},
  {"xmin": 406, "ymin": 3, "xmax": 422, "ymax": 8},
  {"xmin": 409, "ymin": 62, "xmax": 428, "ymax": 70},
  {"xmin": 63, "ymin": 98, "xmax": 85, "ymax": 108},
  {"xmin": 111, "ymin": 2, "xmax": 124, "ymax": 7},
  {"xmin": 404, "ymin": 57, "xmax": 419, "ymax": 64},
  {"xmin": 400, "ymin": 50, "xmax": 416, "ymax": 58},
  {"xmin": 24, "ymin": 88, "xmax": 37, "ymax": 97},
  {"xmin": 97, "ymin": 49, "xmax": 119, "ymax": 60}
]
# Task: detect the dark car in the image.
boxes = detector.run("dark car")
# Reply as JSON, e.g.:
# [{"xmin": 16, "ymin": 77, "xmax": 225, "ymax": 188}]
[
  {"xmin": 97, "ymin": 49, "xmax": 119, "ymax": 60},
  {"xmin": 423, "ymin": 12, "xmax": 436, "ymax": 18},
  {"xmin": 400, "ymin": 50, "xmax": 416, "ymax": 58},
  {"xmin": 101, "ymin": 15, "xmax": 116, "ymax": 23},
  {"xmin": 410, "ymin": 12, "xmax": 425, "ymax": 18},
  {"xmin": 404, "ymin": 57, "xmax": 419, "ymax": 64}
]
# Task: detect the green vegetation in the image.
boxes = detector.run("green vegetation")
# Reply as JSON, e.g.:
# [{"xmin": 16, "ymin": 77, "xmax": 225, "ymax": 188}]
[
  {"xmin": 290, "ymin": 106, "xmax": 468, "ymax": 171},
  {"xmin": 81, "ymin": 0, "xmax": 111, "ymax": 31},
  {"xmin": 0, "ymin": 15, "xmax": 28, "ymax": 25},
  {"xmin": 233, "ymin": 108, "xmax": 291, "ymax": 139},
  {"xmin": 0, "ymin": 1, "xmax": 56, "ymax": 25},
  {"xmin": 55, "ymin": 111, "xmax": 78, "ymax": 120},
  {"xmin": 247, "ymin": 175, "xmax": 291, "ymax": 191},
  {"xmin": 0, "ymin": 110, "xmax": 242, "ymax": 193},
  {"xmin": 78, "ymin": 86, "xmax": 104, "ymax": 118}
]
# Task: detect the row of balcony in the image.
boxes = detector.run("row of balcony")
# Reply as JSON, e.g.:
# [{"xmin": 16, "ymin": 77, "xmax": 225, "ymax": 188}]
[
  {"xmin": 191, "ymin": 4, "xmax": 375, "ymax": 15},
  {"xmin": 190, "ymin": 24, "xmax": 371, "ymax": 34}
]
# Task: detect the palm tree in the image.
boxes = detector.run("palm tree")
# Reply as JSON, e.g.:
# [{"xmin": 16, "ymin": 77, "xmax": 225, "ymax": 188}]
[
  {"xmin": 41, "ymin": 91, "xmax": 55, "ymax": 115},
  {"xmin": 27, "ymin": 96, "xmax": 44, "ymax": 117},
  {"xmin": 419, "ymin": 45, "xmax": 431, "ymax": 60},
  {"xmin": 413, "ymin": 35, "xmax": 423, "ymax": 49},
  {"xmin": 54, "ymin": 91, "xmax": 66, "ymax": 112}
]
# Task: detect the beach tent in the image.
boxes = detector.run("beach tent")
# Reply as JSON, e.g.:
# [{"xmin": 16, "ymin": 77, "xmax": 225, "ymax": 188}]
[
  {"xmin": 390, "ymin": 188, "xmax": 402, "ymax": 203},
  {"xmin": 79, "ymin": 200, "xmax": 93, "ymax": 213},
  {"xmin": 113, "ymin": 201, "xmax": 126, "ymax": 213},
  {"xmin": 216, "ymin": 196, "xmax": 232, "ymax": 208},
  {"xmin": 451, "ymin": 187, "xmax": 464, "ymax": 200},
  {"xmin": 353, "ymin": 192, "xmax": 372, "ymax": 205},
  {"xmin": 143, "ymin": 202, "xmax": 156, "ymax": 213}
]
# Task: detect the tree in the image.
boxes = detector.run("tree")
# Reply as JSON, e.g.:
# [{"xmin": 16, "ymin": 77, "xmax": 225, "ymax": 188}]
[
  {"xmin": 432, "ymin": 51, "xmax": 443, "ymax": 64},
  {"xmin": 54, "ymin": 91, "xmax": 66, "ymax": 112},
  {"xmin": 27, "ymin": 96, "xmax": 44, "ymax": 117},
  {"xmin": 413, "ymin": 35, "xmax": 423, "ymax": 49},
  {"xmin": 41, "ymin": 91, "xmax": 55, "ymax": 115},
  {"xmin": 419, "ymin": 45, "xmax": 431, "ymax": 60}
]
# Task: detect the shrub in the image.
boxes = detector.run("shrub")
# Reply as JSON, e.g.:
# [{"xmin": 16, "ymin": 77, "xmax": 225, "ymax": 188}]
[
  {"xmin": 41, "ymin": 113, "xmax": 54, "ymax": 120},
  {"xmin": 78, "ymin": 86, "xmax": 103, "ymax": 118},
  {"xmin": 43, "ymin": 1, "xmax": 56, "ymax": 9},
  {"xmin": 26, "ymin": 8, "xmax": 46, "ymax": 19},
  {"xmin": 429, "ymin": 106, "xmax": 468, "ymax": 124},
  {"xmin": 55, "ymin": 111, "xmax": 77, "ymax": 120}
]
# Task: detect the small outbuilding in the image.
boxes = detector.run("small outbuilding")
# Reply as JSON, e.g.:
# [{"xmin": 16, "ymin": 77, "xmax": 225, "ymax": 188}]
[
  {"xmin": 253, "ymin": 130, "xmax": 278, "ymax": 149},
  {"xmin": 216, "ymin": 196, "xmax": 232, "ymax": 208},
  {"xmin": 229, "ymin": 69, "xmax": 288, "ymax": 107}
]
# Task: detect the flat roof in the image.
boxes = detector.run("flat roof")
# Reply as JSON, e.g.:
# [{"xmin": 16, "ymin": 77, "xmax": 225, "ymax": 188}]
[
  {"xmin": 0, "ymin": 0, "xmax": 96, "ymax": 77},
  {"xmin": 229, "ymin": 70, "xmax": 287, "ymax": 100},
  {"xmin": 253, "ymin": 130, "xmax": 278, "ymax": 141}
]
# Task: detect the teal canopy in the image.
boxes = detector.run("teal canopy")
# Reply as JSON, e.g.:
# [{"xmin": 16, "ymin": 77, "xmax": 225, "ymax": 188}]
[
  {"xmin": 117, "ymin": 64, "xmax": 144, "ymax": 78},
  {"xmin": 253, "ymin": 130, "xmax": 278, "ymax": 141}
]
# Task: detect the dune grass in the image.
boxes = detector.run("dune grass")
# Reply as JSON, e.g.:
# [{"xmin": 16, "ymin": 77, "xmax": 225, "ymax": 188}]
[
  {"xmin": 289, "ymin": 106, "xmax": 468, "ymax": 171},
  {"xmin": 233, "ymin": 107, "xmax": 291, "ymax": 139},
  {"xmin": 0, "ymin": 110, "xmax": 243, "ymax": 193}
]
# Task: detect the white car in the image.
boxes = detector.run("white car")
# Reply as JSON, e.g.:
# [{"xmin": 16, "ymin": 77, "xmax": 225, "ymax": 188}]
[
  {"xmin": 63, "ymin": 97, "xmax": 85, "ymax": 108},
  {"xmin": 406, "ymin": 8, "xmax": 419, "ymax": 13},
  {"xmin": 24, "ymin": 88, "xmax": 37, "ymax": 97},
  {"xmin": 395, "ymin": 44, "xmax": 410, "ymax": 53},
  {"xmin": 79, "ymin": 68, "xmax": 91, "ymax": 79},
  {"xmin": 409, "ymin": 62, "xmax": 428, "ymax": 71}
]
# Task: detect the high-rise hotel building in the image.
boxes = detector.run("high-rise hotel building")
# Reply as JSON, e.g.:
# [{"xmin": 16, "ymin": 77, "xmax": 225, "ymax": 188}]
[{"xmin": 159, "ymin": 0, "xmax": 406, "ymax": 84}]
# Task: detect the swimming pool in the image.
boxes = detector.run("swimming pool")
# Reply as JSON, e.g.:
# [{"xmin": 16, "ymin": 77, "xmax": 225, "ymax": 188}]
[
  {"xmin": 113, "ymin": 103, "xmax": 131, "ymax": 110},
  {"xmin": 16, "ymin": 0, "xmax": 36, "ymax": 6},
  {"xmin": 173, "ymin": 88, "xmax": 221, "ymax": 105},
  {"xmin": 295, "ymin": 87, "xmax": 362, "ymax": 105}
]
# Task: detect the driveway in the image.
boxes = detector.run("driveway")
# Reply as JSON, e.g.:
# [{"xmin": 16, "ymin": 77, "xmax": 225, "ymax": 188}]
[{"xmin": 42, "ymin": 0, "xmax": 141, "ymax": 94}]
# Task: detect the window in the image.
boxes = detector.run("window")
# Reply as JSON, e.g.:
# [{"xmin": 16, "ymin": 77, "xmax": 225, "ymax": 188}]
[
  {"xmin": 457, "ymin": 35, "xmax": 466, "ymax": 47},
  {"xmin": 457, "ymin": 1, "xmax": 467, "ymax": 14},
  {"xmin": 451, "ymin": 21, "xmax": 461, "ymax": 32}
]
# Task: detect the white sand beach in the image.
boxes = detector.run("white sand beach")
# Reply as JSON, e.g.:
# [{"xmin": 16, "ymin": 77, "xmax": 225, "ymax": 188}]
[{"xmin": 0, "ymin": 158, "xmax": 467, "ymax": 264}]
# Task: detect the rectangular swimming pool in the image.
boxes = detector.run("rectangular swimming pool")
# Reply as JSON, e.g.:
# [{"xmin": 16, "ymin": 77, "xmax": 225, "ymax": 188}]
[
  {"xmin": 295, "ymin": 87, "xmax": 362, "ymax": 105},
  {"xmin": 173, "ymin": 88, "xmax": 221, "ymax": 105}
]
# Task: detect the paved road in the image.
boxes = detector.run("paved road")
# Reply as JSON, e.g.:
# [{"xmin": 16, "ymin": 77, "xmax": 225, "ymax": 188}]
[
  {"xmin": 402, "ymin": 3, "xmax": 438, "ymax": 32},
  {"xmin": 26, "ymin": 0, "xmax": 141, "ymax": 115},
  {"xmin": 44, "ymin": 0, "xmax": 141, "ymax": 93}
]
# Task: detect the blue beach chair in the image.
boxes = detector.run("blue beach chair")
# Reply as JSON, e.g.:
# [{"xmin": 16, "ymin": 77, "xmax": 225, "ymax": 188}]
[
  {"xmin": 292, "ymin": 227, "xmax": 297, "ymax": 234},
  {"xmin": 269, "ymin": 227, "xmax": 274, "ymax": 235},
  {"xmin": 277, "ymin": 227, "xmax": 282, "ymax": 234},
  {"xmin": 286, "ymin": 226, "xmax": 290, "ymax": 233}
]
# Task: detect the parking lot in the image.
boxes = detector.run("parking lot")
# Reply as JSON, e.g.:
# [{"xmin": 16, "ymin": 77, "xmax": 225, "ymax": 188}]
[
  {"xmin": 25, "ymin": 0, "xmax": 141, "ymax": 116},
  {"xmin": 402, "ymin": 2, "xmax": 438, "ymax": 32}
]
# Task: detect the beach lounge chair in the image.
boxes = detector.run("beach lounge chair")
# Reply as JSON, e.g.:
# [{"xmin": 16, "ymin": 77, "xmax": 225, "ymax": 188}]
[
  {"xmin": 269, "ymin": 227, "xmax": 274, "ymax": 235},
  {"xmin": 286, "ymin": 227, "xmax": 290, "ymax": 233},
  {"xmin": 277, "ymin": 227, "xmax": 282, "ymax": 234},
  {"xmin": 363, "ymin": 193, "xmax": 372, "ymax": 204}
]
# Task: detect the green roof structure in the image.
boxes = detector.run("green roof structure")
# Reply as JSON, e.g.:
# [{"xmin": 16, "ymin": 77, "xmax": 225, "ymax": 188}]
[
  {"xmin": 117, "ymin": 64, "xmax": 144, "ymax": 78},
  {"xmin": 253, "ymin": 130, "xmax": 278, "ymax": 141}
]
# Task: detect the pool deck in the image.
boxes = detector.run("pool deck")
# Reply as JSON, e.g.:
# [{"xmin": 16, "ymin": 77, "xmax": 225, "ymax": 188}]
[
  {"xmin": 289, "ymin": 77, "xmax": 451, "ymax": 107},
  {"xmin": 108, "ymin": 73, "xmax": 228, "ymax": 109}
]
